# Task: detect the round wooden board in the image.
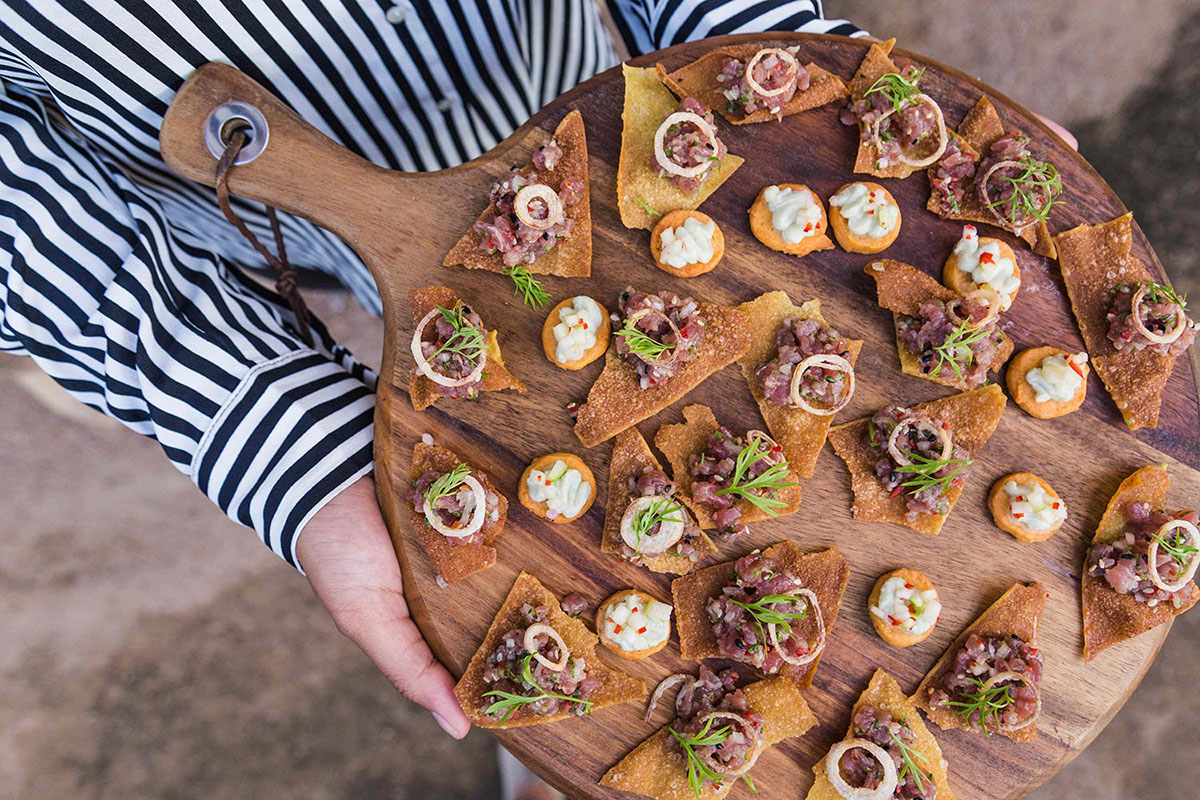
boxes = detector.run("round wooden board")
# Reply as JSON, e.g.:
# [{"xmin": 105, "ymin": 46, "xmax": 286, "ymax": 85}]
[{"xmin": 159, "ymin": 34, "xmax": 1200, "ymax": 800}]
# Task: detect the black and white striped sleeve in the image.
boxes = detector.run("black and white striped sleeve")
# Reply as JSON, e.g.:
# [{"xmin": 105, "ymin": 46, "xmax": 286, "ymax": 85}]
[
  {"xmin": 609, "ymin": 0, "xmax": 866, "ymax": 55},
  {"xmin": 0, "ymin": 82, "xmax": 376, "ymax": 571}
]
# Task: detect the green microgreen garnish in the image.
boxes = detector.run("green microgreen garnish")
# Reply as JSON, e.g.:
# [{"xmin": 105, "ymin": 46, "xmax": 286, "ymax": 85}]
[
  {"xmin": 629, "ymin": 497, "xmax": 683, "ymax": 551},
  {"xmin": 889, "ymin": 728, "xmax": 930, "ymax": 794},
  {"xmin": 634, "ymin": 197, "xmax": 662, "ymax": 217},
  {"xmin": 505, "ymin": 266, "xmax": 551, "ymax": 309},
  {"xmin": 1153, "ymin": 528, "xmax": 1199, "ymax": 568},
  {"xmin": 434, "ymin": 304, "xmax": 487, "ymax": 364},
  {"xmin": 421, "ymin": 463, "xmax": 470, "ymax": 509},
  {"xmin": 983, "ymin": 153, "xmax": 1062, "ymax": 227},
  {"xmin": 482, "ymin": 654, "xmax": 593, "ymax": 724},
  {"xmin": 930, "ymin": 319, "xmax": 996, "ymax": 381},
  {"xmin": 667, "ymin": 717, "xmax": 756, "ymax": 798},
  {"xmin": 728, "ymin": 593, "xmax": 809, "ymax": 643},
  {"xmin": 713, "ymin": 438, "xmax": 797, "ymax": 514},
  {"xmin": 895, "ymin": 449, "xmax": 973, "ymax": 495},
  {"xmin": 863, "ymin": 66, "xmax": 926, "ymax": 112},
  {"xmin": 1135, "ymin": 280, "xmax": 1189, "ymax": 314},
  {"xmin": 941, "ymin": 677, "xmax": 1015, "ymax": 735},
  {"xmin": 616, "ymin": 316, "xmax": 677, "ymax": 363}
]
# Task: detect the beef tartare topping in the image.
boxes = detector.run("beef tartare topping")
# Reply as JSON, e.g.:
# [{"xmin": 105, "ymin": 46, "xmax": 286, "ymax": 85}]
[
  {"xmin": 411, "ymin": 303, "xmax": 488, "ymax": 398},
  {"xmin": 926, "ymin": 633, "xmax": 1042, "ymax": 734},
  {"xmin": 756, "ymin": 316, "xmax": 855, "ymax": 413},
  {"xmin": 929, "ymin": 136, "xmax": 976, "ymax": 214},
  {"xmin": 666, "ymin": 667, "xmax": 765, "ymax": 795},
  {"xmin": 976, "ymin": 133, "xmax": 1062, "ymax": 233},
  {"xmin": 408, "ymin": 463, "xmax": 498, "ymax": 545},
  {"xmin": 473, "ymin": 144, "xmax": 584, "ymax": 268},
  {"xmin": 1087, "ymin": 502, "xmax": 1200, "ymax": 606},
  {"xmin": 619, "ymin": 468, "xmax": 705, "ymax": 562},
  {"xmin": 705, "ymin": 551, "xmax": 826, "ymax": 672},
  {"xmin": 613, "ymin": 288, "xmax": 706, "ymax": 388},
  {"xmin": 1105, "ymin": 281, "xmax": 1197, "ymax": 356},
  {"xmin": 481, "ymin": 603, "xmax": 598, "ymax": 723},
  {"xmin": 689, "ymin": 429, "xmax": 796, "ymax": 537},
  {"xmin": 867, "ymin": 407, "xmax": 972, "ymax": 520},
  {"xmin": 896, "ymin": 294, "xmax": 1005, "ymax": 388},
  {"xmin": 717, "ymin": 46, "xmax": 809, "ymax": 118},
  {"xmin": 652, "ymin": 98, "xmax": 728, "ymax": 194},
  {"xmin": 841, "ymin": 67, "xmax": 947, "ymax": 170},
  {"xmin": 828, "ymin": 705, "xmax": 937, "ymax": 800}
]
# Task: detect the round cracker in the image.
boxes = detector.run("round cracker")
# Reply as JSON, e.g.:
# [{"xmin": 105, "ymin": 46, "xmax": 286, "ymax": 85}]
[
  {"xmin": 595, "ymin": 588, "xmax": 672, "ymax": 660},
  {"xmin": 988, "ymin": 471, "xmax": 1065, "ymax": 543},
  {"xmin": 943, "ymin": 236, "xmax": 1021, "ymax": 310},
  {"xmin": 1007, "ymin": 345, "xmax": 1089, "ymax": 419},
  {"xmin": 868, "ymin": 568, "xmax": 940, "ymax": 647},
  {"xmin": 518, "ymin": 453, "xmax": 597, "ymax": 523},
  {"xmin": 748, "ymin": 183, "xmax": 834, "ymax": 257},
  {"xmin": 827, "ymin": 181, "xmax": 902, "ymax": 254},
  {"xmin": 649, "ymin": 209, "xmax": 724, "ymax": 277},
  {"xmin": 541, "ymin": 297, "xmax": 610, "ymax": 371}
]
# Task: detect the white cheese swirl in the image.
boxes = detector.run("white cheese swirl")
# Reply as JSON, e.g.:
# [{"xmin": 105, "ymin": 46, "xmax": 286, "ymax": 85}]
[
  {"xmin": 870, "ymin": 577, "xmax": 941, "ymax": 635},
  {"xmin": 601, "ymin": 593, "xmax": 672, "ymax": 652},
  {"xmin": 526, "ymin": 460, "xmax": 592, "ymax": 519},
  {"xmin": 552, "ymin": 296, "xmax": 603, "ymax": 364},
  {"xmin": 830, "ymin": 182, "xmax": 899, "ymax": 239},
  {"xmin": 952, "ymin": 225, "xmax": 1020, "ymax": 309},
  {"xmin": 764, "ymin": 185, "xmax": 823, "ymax": 244},
  {"xmin": 1025, "ymin": 351, "xmax": 1087, "ymax": 403},
  {"xmin": 1004, "ymin": 479, "xmax": 1067, "ymax": 531},
  {"xmin": 659, "ymin": 216, "xmax": 715, "ymax": 269}
]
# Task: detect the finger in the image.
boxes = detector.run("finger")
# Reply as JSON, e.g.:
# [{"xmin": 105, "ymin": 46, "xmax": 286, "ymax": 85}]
[{"xmin": 1034, "ymin": 113, "xmax": 1078, "ymax": 151}]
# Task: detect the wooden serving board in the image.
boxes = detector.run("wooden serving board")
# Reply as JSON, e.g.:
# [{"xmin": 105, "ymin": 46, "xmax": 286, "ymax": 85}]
[{"xmin": 159, "ymin": 34, "xmax": 1200, "ymax": 800}]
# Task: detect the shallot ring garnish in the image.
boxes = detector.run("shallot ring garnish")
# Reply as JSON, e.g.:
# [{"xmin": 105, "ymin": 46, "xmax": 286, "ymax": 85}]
[
  {"xmin": 514, "ymin": 183, "xmax": 564, "ymax": 231},
  {"xmin": 767, "ymin": 588, "xmax": 825, "ymax": 667},
  {"xmin": 410, "ymin": 307, "xmax": 487, "ymax": 388},
  {"xmin": 746, "ymin": 429, "xmax": 786, "ymax": 466},
  {"xmin": 694, "ymin": 711, "xmax": 764, "ymax": 778},
  {"xmin": 982, "ymin": 670, "xmax": 1041, "ymax": 732},
  {"xmin": 744, "ymin": 47, "xmax": 799, "ymax": 98},
  {"xmin": 653, "ymin": 111, "xmax": 720, "ymax": 179},
  {"xmin": 788, "ymin": 354, "xmax": 856, "ymax": 416},
  {"xmin": 887, "ymin": 416, "xmax": 952, "ymax": 466},
  {"xmin": 625, "ymin": 308, "xmax": 682, "ymax": 365},
  {"xmin": 523, "ymin": 623, "xmax": 569, "ymax": 672},
  {"xmin": 423, "ymin": 474, "xmax": 487, "ymax": 539},
  {"xmin": 946, "ymin": 289, "xmax": 1003, "ymax": 330},
  {"xmin": 825, "ymin": 738, "xmax": 899, "ymax": 800},
  {"xmin": 645, "ymin": 673, "xmax": 691, "ymax": 723},
  {"xmin": 1131, "ymin": 284, "xmax": 1187, "ymax": 345},
  {"xmin": 620, "ymin": 495, "xmax": 685, "ymax": 554},
  {"xmin": 1147, "ymin": 519, "xmax": 1200, "ymax": 593},
  {"xmin": 979, "ymin": 159, "xmax": 1053, "ymax": 234},
  {"xmin": 868, "ymin": 93, "xmax": 948, "ymax": 169}
]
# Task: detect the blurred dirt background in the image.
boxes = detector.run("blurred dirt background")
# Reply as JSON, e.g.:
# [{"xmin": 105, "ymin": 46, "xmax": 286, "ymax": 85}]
[{"xmin": 1, "ymin": 1, "xmax": 1198, "ymax": 798}]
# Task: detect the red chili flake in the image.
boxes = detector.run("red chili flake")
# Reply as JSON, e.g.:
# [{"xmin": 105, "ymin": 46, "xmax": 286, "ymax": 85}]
[
  {"xmin": 1052, "ymin": 502, "xmax": 1061, "ymax": 509},
  {"xmin": 905, "ymin": 583, "xmax": 914, "ymax": 590},
  {"xmin": 867, "ymin": 209, "xmax": 875, "ymax": 215},
  {"xmin": 804, "ymin": 222, "xmax": 813, "ymax": 232},
  {"xmin": 631, "ymin": 607, "xmax": 638, "ymax": 613},
  {"xmin": 637, "ymin": 627, "xmax": 647, "ymax": 635},
  {"xmin": 979, "ymin": 252, "xmax": 995, "ymax": 265},
  {"xmin": 890, "ymin": 486, "xmax": 904, "ymax": 498},
  {"xmin": 582, "ymin": 322, "xmax": 589, "ymax": 329},
  {"xmin": 1013, "ymin": 512, "xmax": 1024, "ymax": 519},
  {"xmin": 613, "ymin": 624, "xmax": 623, "ymax": 634},
  {"xmin": 1069, "ymin": 360, "xmax": 1085, "ymax": 378},
  {"xmin": 1016, "ymin": 496, "xmax": 1025, "ymax": 502},
  {"xmin": 888, "ymin": 616, "xmax": 901, "ymax": 626}
]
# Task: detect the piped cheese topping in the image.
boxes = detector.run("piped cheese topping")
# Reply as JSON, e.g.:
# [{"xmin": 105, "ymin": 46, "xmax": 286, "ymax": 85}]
[
  {"xmin": 764, "ymin": 185, "xmax": 823, "ymax": 244},
  {"xmin": 602, "ymin": 593, "xmax": 672, "ymax": 652},
  {"xmin": 870, "ymin": 577, "xmax": 941, "ymax": 635},
  {"xmin": 1004, "ymin": 479, "xmax": 1067, "ymax": 531},
  {"xmin": 1025, "ymin": 351, "xmax": 1088, "ymax": 403},
  {"xmin": 526, "ymin": 460, "xmax": 592, "ymax": 519},
  {"xmin": 659, "ymin": 216, "xmax": 716, "ymax": 269},
  {"xmin": 952, "ymin": 225, "xmax": 1020, "ymax": 309},
  {"xmin": 552, "ymin": 296, "xmax": 604, "ymax": 364},
  {"xmin": 830, "ymin": 182, "xmax": 899, "ymax": 240}
]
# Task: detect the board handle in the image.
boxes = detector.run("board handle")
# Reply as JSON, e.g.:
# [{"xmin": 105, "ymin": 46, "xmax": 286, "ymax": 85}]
[{"xmin": 159, "ymin": 63, "xmax": 409, "ymax": 251}]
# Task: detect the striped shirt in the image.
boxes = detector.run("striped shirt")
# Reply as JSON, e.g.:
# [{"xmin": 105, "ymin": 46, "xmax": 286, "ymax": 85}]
[{"xmin": 0, "ymin": 1, "xmax": 863, "ymax": 569}]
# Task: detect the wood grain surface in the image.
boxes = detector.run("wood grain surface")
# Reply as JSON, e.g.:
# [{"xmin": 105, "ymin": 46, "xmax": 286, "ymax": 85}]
[{"xmin": 159, "ymin": 34, "xmax": 1200, "ymax": 800}]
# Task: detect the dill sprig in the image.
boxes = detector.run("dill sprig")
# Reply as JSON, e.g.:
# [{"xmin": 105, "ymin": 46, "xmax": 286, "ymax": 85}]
[
  {"xmin": 434, "ymin": 304, "xmax": 487, "ymax": 363},
  {"xmin": 666, "ymin": 717, "xmax": 756, "ymax": 798},
  {"xmin": 634, "ymin": 197, "xmax": 662, "ymax": 217},
  {"xmin": 984, "ymin": 153, "xmax": 1062, "ymax": 227},
  {"xmin": 895, "ymin": 450, "xmax": 973, "ymax": 495},
  {"xmin": 482, "ymin": 654, "xmax": 593, "ymax": 724},
  {"xmin": 629, "ymin": 497, "xmax": 683, "ymax": 551},
  {"xmin": 714, "ymin": 438, "xmax": 796, "ymax": 514},
  {"xmin": 941, "ymin": 677, "xmax": 1015, "ymax": 735},
  {"xmin": 889, "ymin": 728, "xmax": 930, "ymax": 793},
  {"xmin": 505, "ymin": 266, "xmax": 551, "ymax": 309},
  {"xmin": 1136, "ymin": 280, "xmax": 1189, "ymax": 314},
  {"xmin": 863, "ymin": 66, "xmax": 926, "ymax": 112},
  {"xmin": 930, "ymin": 319, "xmax": 996, "ymax": 381},
  {"xmin": 616, "ymin": 316, "xmax": 677, "ymax": 363},
  {"xmin": 421, "ymin": 463, "xmax": 471, "ymax": 509},
  {"xmin": 728, "ymin": 593, "xmax": 808, "ymax": 642},
  {"xmin": 1153, "ymin": 528, "xmax": 1199, "ymax": 568}
]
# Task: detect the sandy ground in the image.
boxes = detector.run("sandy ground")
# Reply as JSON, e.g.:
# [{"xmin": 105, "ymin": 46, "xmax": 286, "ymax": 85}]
[{"xmin": 2, "ymin": 2, "xmax": 1199, "ymax": 798}]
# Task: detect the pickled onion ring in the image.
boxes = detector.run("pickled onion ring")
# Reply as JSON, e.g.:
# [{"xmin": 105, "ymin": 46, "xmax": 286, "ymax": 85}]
[
  {"xmin": 1131, "ymin": 284, "xmax": 1187, "ymax": 345},
  {"xmin": 514, "ymin": 183, "xmax": 564, "ymax": 230},
  {"xmin": 423, "ymin": 473, "xmax": 486, "ymax": 539},
  {"xmin": 788, "ymin": 354, "xmax": 856, "ymax": 415},
  {"xmin": 1147, "ymin": 519, "xmax": 1200, "ymax": 593},
  {"xmin": 868, "ymin": 93, "xmax": 947, "ymax": 168},
  {"xmin": 653, "ymin": 111, "xmax": 720, "ymax": 179},
  {"xmin": 826, "ymin": 738, "xmax": 898, "ymax": 800},
  {"xmin": 523, "ymin": 623, "xmax": 569, "ymax": 671},
  {"xmin": 744, "ymin": 48, "xmax": 799, "ymax": 99},
  {"xmin": 410, "ymin": 307, "xmax": 487, "ymax": 387},
  {"xmin": 887, "ymin": 415, "xmax": 952, "ymax": 466}
]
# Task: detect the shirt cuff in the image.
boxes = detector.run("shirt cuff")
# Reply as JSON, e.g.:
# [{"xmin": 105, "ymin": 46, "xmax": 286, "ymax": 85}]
[{"xmin": 191, "ymin": 349, "xmax": 376, "ymax": 570}]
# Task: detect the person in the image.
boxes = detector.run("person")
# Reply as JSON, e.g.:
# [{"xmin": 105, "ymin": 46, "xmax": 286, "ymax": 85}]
[{"xmin": 0, "ymin": 1, "xmax": 1072, "ymax": 757}]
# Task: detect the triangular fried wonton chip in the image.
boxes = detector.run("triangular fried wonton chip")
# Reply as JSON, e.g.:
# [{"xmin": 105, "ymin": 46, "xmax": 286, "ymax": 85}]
[
  {"xmin": 617, "ymin": 64, "xmax": 744, "ymax": 230},
  {"xmin": 1054, "ymin": 214, "xmax": 1181, "ymax": 430},
  {"xmin": 911, "ymin": 582, "xmax": 1048, "ymax": 742},
  {"xmin": 453, "ymin": 572, "xmax": 645, "ymax": 729},
  {"xmin": 655, "ymin": 404, "xmax": 803, "ymax": 528},
  {"xmin": 670, "ymin": 542, "xmax": 849, "ymax": 689},
  {"xmin": 600, "ymin": 427, "xmax": 716, "ymax": 575},
  {"xmin": 573, "ymin": 296, "xmax": 750, "ymax": 447},
  {"xmin": 406, "ymin": 441, "xmax": 506, "ymax": 583},
  {"xmin": 865, "ymin": 260, "xmax": 1014, "ymax": 391},
  {"xmin": 407, "ymin": 286, "xmax": 526, "ymax": 411},
  {"xmin": 443, "ymin": 109, "xmax": 592, "ymax": 277},
  {"xmin": 1081, "ymin": 465, "xmax": 1199, "ymax": 661},
  {"xmin": 845, "ymin": 39, "xmax": 934, "ymax": 180},
  {"xmin": 806, "ymin": 670, "xmax": 957, "ymax": 800},
  {"xmin": 926, "ymin": 96, "xmax": 1057, "ymax": 258},
  {"xmin": 657, "ymin": 45, "xmax": 847, "ymax": 125},
  {"xmin": 600, "ymin": 674, "xmax": 818, "ymax": 800},
  {"xmin": 827, "ymin": 384, "xmax": 1007, "ymax": 534},
  {"xmin": 737, "ymin": 292, "xmax": 863, "ymax": 478}
]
